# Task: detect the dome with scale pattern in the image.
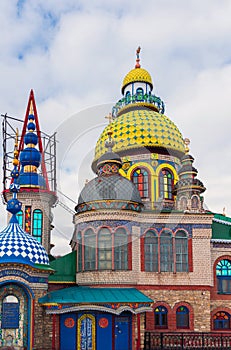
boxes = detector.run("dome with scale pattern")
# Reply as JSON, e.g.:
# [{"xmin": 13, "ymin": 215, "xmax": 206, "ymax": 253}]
[{"xmin": 122, "ymin": 67, "xmax": 153, "ymax": 93}]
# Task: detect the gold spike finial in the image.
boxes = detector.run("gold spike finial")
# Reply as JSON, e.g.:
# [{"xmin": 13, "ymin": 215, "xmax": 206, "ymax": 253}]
[
  {"xmin": 12, "ymin": 128, "xmax": 19, "ymax": 166},
  {"xmin": 184, "ymin": 138, "xmax": 190, "ymax": 154}
]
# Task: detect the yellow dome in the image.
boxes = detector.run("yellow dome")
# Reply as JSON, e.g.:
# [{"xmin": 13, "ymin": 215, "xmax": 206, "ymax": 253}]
[
  {"xmin": 93, "ymin": 109, "xmax": 185, "ymax": 168},
  {"xmin": 122, "ymin": 67, "xmax": 153, "ymax": 93}
]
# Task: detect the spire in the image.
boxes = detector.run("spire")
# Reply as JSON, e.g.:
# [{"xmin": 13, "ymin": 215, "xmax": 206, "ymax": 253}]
[
  {"xmin": 18, "ymin": 90, "xmax": 49, "ymax": 189},
  {"xmin": 6, "ymin": 129, "xmax": 22, "ymax": 221},
  {"xmin": 135, "ymin": 46, "xmax": 141, "ymax": 68}
]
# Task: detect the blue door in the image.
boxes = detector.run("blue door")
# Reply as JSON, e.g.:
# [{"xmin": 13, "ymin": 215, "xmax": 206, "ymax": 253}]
[
  {"xmin": 60, "ymin": 313, "xmax": 77, "ymax": 350},
  {"xmin": 115, "ymin": 316, "xmax": 130, "ymax": 350}
]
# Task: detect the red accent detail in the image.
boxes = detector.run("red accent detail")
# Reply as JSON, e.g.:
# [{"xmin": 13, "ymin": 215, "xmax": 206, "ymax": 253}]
[
  {"xmin": 52, "ymin": 314, "xmax": 56, "ymax": 349},
  {"xmin": 98, "ymin": 317, "xmax": 109, "ymax": 328},
  {"xmin": 137, "ymin": 314, "xmax": 141, "ymax": 350},
  {"xmin": 64, "ymin": 317, "xmax": 75, "ymax": 328},
  {"xmin": 18, "ymin": 90, "xmax": 50, "ymax": 190}
]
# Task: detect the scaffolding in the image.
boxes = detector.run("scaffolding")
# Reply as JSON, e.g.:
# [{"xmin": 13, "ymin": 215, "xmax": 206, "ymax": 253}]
[{"xmin": 1, "ymin": 113, "xmax": 57, "ymax": 203}]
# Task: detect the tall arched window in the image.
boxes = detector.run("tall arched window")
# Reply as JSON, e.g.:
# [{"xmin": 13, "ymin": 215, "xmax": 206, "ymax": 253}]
[
  {"xmin": 84, "ymin": 229, "xmax": 96, "ymax": 271},
  {"xmin": 160, "ymin": 231, "xmax": 173, "ymax": 272},
  {"xmin": 154, "ymin": 306, "xmax": 168, "ymax": 328},
  {"xmin": 213, "ymin": 311, "xmax": 231, "ymax": 330},
  {"xmin": 192, "ymin": 196, "xmax": 199, "ymax": 209},
  {"xmin": 16, "ymin": 210, "xmax": 23, "ymax": 228},
  {"xmin": 114, "ymin": 228, "xmax": 128, "ymax": 270},
  {"xmin": 144, "ymin": 231, "xmax": 158, "ymax": 272},
  {"xmin": 32, "ymin": 209, "xmax": 43, "ymax": 243},
  {"xmin": 125, "ymin": 91, "xmax": 131, "ymax": 104},
  {"xmin": 176, "ymin": 306, "xmax": 189, "ymax": 329},
  {"xmin": 159, "ymin": 169, "xmax": 174, "ymax": 200},
  {"xmin": 98, "ymin": 228, "xmax": 112, "ymax": 270},
  {"xmin": 132, "ymin": 168, "xmax": 149, "ymax": 198},
  {"xmin": 216, "ymin": 259, "xmax": 231, "ymax": 294},
  {"xmin": 77, "ymin": 232, "xmax": 82, "ymax": 272},
  {"xmin": 175, "ymin": 231, "xmax": 188, "ymax": 272},
  {"xmin": 179, "ymin": 197, "xmax": 187, "ymax": 211}
]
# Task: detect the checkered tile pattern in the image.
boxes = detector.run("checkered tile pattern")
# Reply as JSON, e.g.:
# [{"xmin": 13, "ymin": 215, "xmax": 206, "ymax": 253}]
[{"xmin": 0, "ymin": 222, "xmax": 49, "ymax": 265}]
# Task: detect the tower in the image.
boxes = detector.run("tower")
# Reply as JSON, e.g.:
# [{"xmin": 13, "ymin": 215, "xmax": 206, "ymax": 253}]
[{"xmin": 2, "ymin": 90, "xmax": 57, "ymax": 253}]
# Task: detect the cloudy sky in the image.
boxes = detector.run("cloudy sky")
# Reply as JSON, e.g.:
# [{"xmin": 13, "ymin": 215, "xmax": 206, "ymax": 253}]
[{"xmin": 0, "ymin": 0, "xmax": 231, "ymax": 255}]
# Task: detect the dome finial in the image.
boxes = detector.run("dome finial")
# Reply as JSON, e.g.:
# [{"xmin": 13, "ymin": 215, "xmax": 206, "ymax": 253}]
[
  {"xmin": 184, "ymin": 138, "xmax": 190, "ymax": 154},
  {"xmin": 135, "ymin": 46, "xmax": 141, "ymax": 68}
]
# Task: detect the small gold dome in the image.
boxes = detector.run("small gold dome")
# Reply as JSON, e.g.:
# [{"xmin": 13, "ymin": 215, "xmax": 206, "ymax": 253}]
[
  {"xmin": 122, "ymin": 67, "xmax": 153, "ymax": 93},
  {"xmin": 93, "ymin": 109, "xmax": 185, "ymax": 170}
]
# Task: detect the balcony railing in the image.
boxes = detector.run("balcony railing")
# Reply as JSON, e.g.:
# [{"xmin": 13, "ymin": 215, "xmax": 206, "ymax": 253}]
[
  {"xmin": 144, "ymin": 332, "xmax": 231, "ymax": 349},
  {"xmin": 112, "ymin": 92, "xmax": 165, "ymax": 117}
]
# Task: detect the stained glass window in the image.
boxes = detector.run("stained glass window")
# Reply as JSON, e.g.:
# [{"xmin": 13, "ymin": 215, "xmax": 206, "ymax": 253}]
[
  {"xmin": 84, "ymin": 229, "xmax": 96, "ymax": 271},
  {"xmin": 154, "ymin": 306, "xmax": 168, "ymax": 328},
  {"xmin": 176, "ymin": 306, "xmax": 189, "ymax": 329},
  {"xmin": 98, "ymin": 228, "xmax": 112, "ymax": 270},
  {"xmin": 16, "ymin": 210, "xmax": 23, "ymax": 228},
  {"xmin": 32, "ymin": 209, "xmax": 42, "ymax": 243},
  {"xmin": 216, "ymin": 259, "xmax": 231, "ymax": 294},
  {"xmin": 160, "ymin": 231, "xmax": 173, "ymax": 272},
  {"xmin": 213, "ymin": 311, "xmax": 230, "ymax": 330},
  {"xmin": 132, "ymin": 168, "xmax": 149, "ymax": 198},
  {"xmin": 114, "ymin": 228, "xmax": 128, "ymax": 270},
  {"xmin": 175, "ymin": 231, "xmax": 188, "ymax": 272},
  {"xmin": 159, "ymin": 169, "xmax": 174, "ymax": 200},
  {"xmin": 136, "ymin": 87, "xmax": 144, "ymax": 101},
  {"xmin": 25, "ymin": 206, "xmax": 31, "ymax": 234},
  {"xmin": 125, "ymin": 91, "xmax": 131, "ymax": 104},
  {"xmin": 144, "ymin": 231, "xmax": 158, "ymax": 272}
]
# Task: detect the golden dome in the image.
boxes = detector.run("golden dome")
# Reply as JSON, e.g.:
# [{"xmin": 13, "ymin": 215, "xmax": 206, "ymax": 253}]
[
  {"xmin": 122, "ymin": 67, "xmax": 153, "ymax": 93},
  {"xmin": 93, "ymin": 109, "xmax": 185, "ymax": 169}
]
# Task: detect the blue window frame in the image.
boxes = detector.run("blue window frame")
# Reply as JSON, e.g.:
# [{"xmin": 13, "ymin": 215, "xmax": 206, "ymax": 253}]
[
  {"xmin": 16, "ymin": 210, "xmax": 23, "ymax": 228},
  {"xmin": 160, "ymin": 231, "xmax": 173, "ymax": 272},
  {"xmin": 175, "ymin": 231, "xmax": 188, "ymax": 272},
  {"xmin": 176, "ymin": 306, "xmax": 189, "ymax": 329},
  {"xmin": 216, "ymin": 259, "xmax": 231, "ymax": 294},
  {"xmin": 213, "ymin": 311, "xmax": 230, "ymax": 330},
  {"xmin": 114, "ymin": 228, "xmax": 128, "ymax": 270},
  {"xmin": 84, "ymin": 229, "xmax": 96, "ymax": 271},
  {"xmin": 136, "ymin": 87, "xmax": 144, "ymax": 101},
  {"xmin": 32, "ymin": 209, "xmax": 42, "ymax": 243},
  {"xmin": 154, "ymin": 306, "xmax": 168, "ymax": 328},
  {"xmin": 144, "ymin": 231, "xmax": 158, "ymax": 272}
]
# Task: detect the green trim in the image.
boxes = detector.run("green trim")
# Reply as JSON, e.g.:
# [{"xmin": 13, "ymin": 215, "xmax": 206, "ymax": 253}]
[{"xmin": 49, "ymin": 251, "xmax": 76, "ymax": 282}]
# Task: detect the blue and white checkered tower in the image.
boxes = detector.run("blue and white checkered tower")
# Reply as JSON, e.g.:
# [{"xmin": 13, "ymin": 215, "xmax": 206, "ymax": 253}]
[{"xmin": 0, "ymin": 131, "xmax": 49, "ymax": 267}]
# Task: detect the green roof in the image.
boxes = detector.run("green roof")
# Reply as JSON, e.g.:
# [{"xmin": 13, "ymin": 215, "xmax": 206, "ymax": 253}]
[
  {"xmin": 49, "ymin": 251, "xmax": 76, "ymax": 283},
  {"xmin": 39, "ymin": 286, "xmax": 153, "ymax": 304},
  {"xmin": 212, "ymin": 214, "xmax": 231, "ymax": 240}
]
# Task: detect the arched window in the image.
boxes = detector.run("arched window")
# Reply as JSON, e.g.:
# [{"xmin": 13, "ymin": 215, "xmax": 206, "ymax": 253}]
[
  {"xmin": 192, "ymin": 196, "xmax": 199, "ymax": 209},
  {"xmin": 16, "ymin": 210, "xmax": 23, "ymax": 228},
  {"xmin": 32, "ymin": 209, "xmax": 43, "ymax": 243},
  {"xmin": 2, "ymin": 295, "xmax": 19, "ymax": 329},
  {"xmin": 98, "ymin": 228, "xmax": 112, "ymax": 270},
  {"xmin": 144, "ymin": 231, "xmax": 158, "ymax": 272},
  {"xmin": 159, "ymin": 169, "xmax": 174, "ymax": 200},
  {"xmin": 132, "ymin": 168, "xmax": 149, "ymax": 198},
  {"xmin": 213, "ymin": 311, "xmax": 231, "ymax": 330},
  {"xmin": 154, "ymin": 306, "xmax": 168, "ymax": 328},
  {"xmin": 84, "ymin": 229, "xmax": 96, "ymax": 271},
  {"xmin": 179, "ymin": 197, "xmax": 187, "ymax": 211},
  {"xmin": 160, "ymin": 231, "xmax": 173, "ymax": 272},
  {"xmin": 176, "ymin": 306, "xmax": 189, "ymax": 329},
  {"xmin": 125, "ymin": 91, "xmax": 131, "ymax": 104},
  {"xmin": 114, "ymin": 228, "xmax": 128, "ymax": 270},
  {"xmin": 175, "ymin": 231, "xmax": 188, "ymax": 272},
  {"xmin": 216, "ymin": 259, "xmax": 231, "ymax": 294},
  {"xmin": 77, "ymin": 232, "xmax": 82, "ymax": 272},
  {"xmin": 136, "ymin": 87, "xmax": 144, "ymax": 101}
]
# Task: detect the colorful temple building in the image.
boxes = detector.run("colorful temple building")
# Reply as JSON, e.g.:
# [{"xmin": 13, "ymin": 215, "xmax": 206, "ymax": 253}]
[{"xmin": 0, "ymin": 49, "xmax": 231, "ymax": 350}]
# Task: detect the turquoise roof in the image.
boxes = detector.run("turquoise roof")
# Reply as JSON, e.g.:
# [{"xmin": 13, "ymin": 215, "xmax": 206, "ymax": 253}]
[
  {"xmin": 39, "ymin": 286, "xmax": 153, "ymax": 304},
  {"xmin": 212, "ymin": 214, "xmax": 231, "ymax": 240}
]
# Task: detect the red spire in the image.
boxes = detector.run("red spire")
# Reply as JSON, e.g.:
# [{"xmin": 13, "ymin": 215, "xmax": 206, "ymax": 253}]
[
  {"xmin": 135, "ymin": 46, "xmax": 141, "ymax": 68},
  {"xmin": 18, "ymin": 90, "xmax": 50, "ymax": 190}
]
